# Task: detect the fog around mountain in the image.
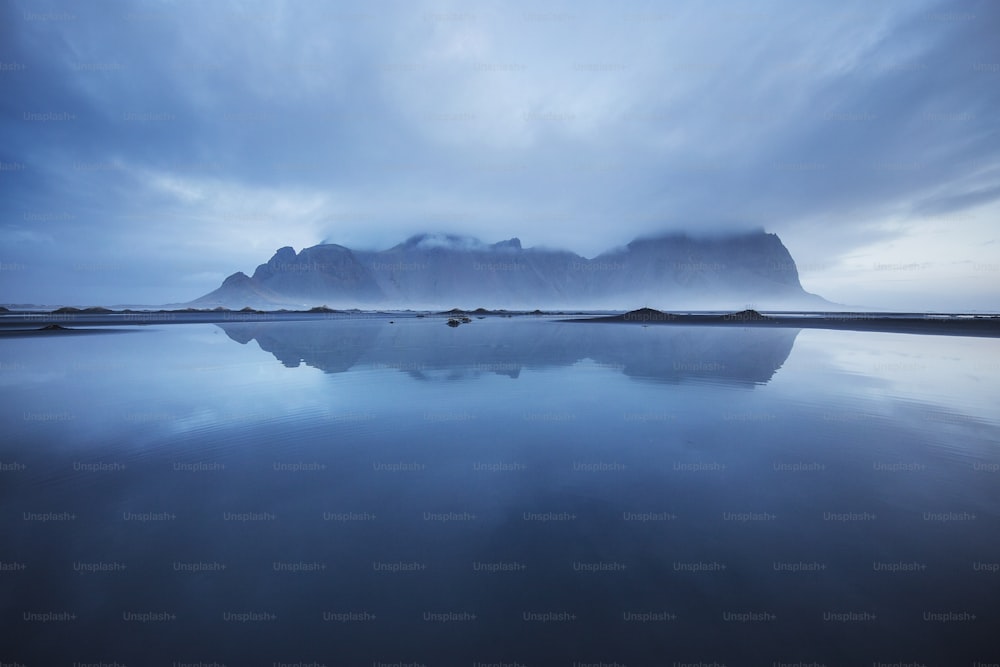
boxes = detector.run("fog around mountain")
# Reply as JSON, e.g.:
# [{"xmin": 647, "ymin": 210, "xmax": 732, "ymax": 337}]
[{"xmin": 194, "ymin": 230, "xmax": 831, "ymax": 310}]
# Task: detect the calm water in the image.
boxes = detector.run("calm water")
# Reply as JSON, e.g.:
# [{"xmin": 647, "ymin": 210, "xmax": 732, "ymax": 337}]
[{"xmin": 2, "ymin": 316, "xmax": 999, "ymax": 664}]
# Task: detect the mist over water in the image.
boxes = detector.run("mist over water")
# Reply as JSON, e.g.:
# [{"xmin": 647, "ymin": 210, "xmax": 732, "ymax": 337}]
[{"xmin": 2, "ymin": 317, "xmax": 999, "ymax": 663}]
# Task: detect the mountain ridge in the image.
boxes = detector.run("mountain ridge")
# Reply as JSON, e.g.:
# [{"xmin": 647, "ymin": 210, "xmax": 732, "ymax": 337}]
[{"xmin": 192, "ymin": 230, "xmax": 830, "ymax": 310}]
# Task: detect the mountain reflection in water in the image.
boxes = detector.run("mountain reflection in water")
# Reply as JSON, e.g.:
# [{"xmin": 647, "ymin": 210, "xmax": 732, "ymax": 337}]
[{"xmin": 217, "ymin": 318, "xmax": 799, "ymax": 386}]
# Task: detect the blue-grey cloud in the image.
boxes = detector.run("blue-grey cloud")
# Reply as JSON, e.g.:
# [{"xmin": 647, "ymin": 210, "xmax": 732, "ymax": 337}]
[{"xmin": 1, "ymin": 0, "xmax": 998, "ymax": 308}]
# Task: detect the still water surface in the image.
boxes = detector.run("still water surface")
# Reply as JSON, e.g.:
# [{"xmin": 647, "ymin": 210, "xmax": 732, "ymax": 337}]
[{"xmin": 2, "ymin": 317, "xmax": 999, "ymax": 663}]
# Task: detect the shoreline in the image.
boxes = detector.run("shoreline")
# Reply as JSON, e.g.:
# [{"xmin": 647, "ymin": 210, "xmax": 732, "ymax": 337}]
[
  {"xmin": 2, "ymin": 307, "xmax": 999, "ymax": 338},
  {"xmin": 559, "ymin": 308, "xmax": 1000, "ymax": 338}
]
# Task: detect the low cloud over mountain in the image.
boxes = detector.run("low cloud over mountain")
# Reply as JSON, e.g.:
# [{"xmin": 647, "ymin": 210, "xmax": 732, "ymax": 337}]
[{"xmin": 193, "ymin": 230, "xmax": 829, "ymax": 310}]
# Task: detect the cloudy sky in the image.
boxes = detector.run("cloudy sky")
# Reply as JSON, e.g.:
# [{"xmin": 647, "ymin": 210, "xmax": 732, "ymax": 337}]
[{"xmin": 1, "ymin": 0, "xmax": 998, "ymax": 309}]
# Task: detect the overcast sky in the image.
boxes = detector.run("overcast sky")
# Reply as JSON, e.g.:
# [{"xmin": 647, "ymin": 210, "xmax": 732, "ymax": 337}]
[{"xmin": 1, "ymin": 0, "xmax": 998, "ymax": 309}]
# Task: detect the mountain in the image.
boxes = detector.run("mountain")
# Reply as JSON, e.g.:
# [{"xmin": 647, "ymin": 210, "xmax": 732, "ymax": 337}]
[{"xmin": 192, "ymin": 230, "xmax": 829, "ymax": 309}]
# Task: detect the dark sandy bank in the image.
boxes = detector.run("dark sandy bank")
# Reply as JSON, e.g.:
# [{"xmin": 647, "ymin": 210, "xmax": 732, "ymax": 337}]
[{"xmin": 560, "ymin": 308, "xmax": 1000, "ymax": 338}]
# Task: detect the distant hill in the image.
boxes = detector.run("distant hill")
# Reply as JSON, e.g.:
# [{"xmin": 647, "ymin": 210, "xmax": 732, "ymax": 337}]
[{"xmin": 192, "ymin": 230, "xmax": 830, "ymax": 310}]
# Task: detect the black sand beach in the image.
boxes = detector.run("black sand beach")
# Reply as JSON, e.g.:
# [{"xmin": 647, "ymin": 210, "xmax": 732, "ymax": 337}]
[
  {"xmin": 561, "ymin": 308, "xmax": 1000, "ymax": 338},
  {"xmin": 2, "ymin": 307, "xmax": 1000, "ymax": 337}
]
